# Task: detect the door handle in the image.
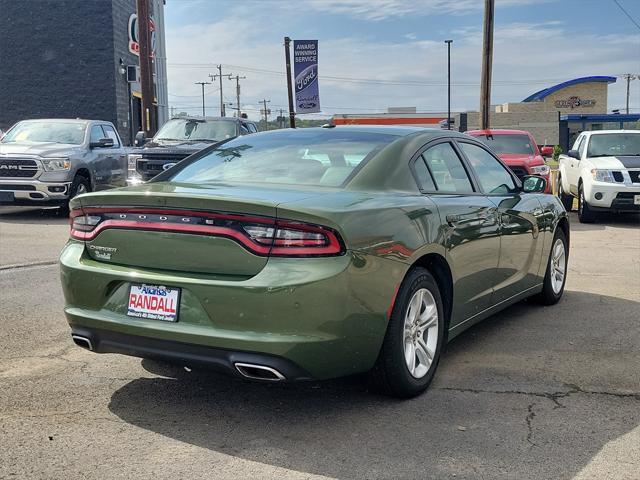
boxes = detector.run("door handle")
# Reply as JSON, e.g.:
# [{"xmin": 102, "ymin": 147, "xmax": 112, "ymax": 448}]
[{"xmin": 446, "ymin": 214, "xmax": 461, "ymax": 227}]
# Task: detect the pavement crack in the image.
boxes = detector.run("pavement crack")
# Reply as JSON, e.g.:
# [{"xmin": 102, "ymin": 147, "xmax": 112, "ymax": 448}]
[
  {"xmin": 0, "ymin": 260, "xmax": 58, "ymax": 272},
  {"xmin": 525, "ymin": 403, "xmax": 537, "ymax": 447}
]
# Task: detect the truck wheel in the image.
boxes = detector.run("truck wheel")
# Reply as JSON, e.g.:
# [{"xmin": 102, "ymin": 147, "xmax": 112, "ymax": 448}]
[
  {"xmin": 557, "ymin": 174, "xmax": 573, "ymax": 211},
  {"xmin": 369, "ymin": 267, "xmax": 445, "ymax": 398},
  {"xmin": 60, "ymin": 175, "xmax": 91, "ymax": 215},
  {"xmin": 577, "ymin": 182, "xmax": 596, "ymax": 223},
  {"xmin": 69, "ymin": 175, "xmax": 90, "ymax": 199}
]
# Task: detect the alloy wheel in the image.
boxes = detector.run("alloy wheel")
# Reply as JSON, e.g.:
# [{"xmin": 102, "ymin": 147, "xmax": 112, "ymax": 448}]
[
  {"xmin": 403, "ymin": 288, "xmax": 439, "ymax": 379},
  {"xmin": 550, "ymin": 238, "xmax": 566, "ymax": 294}
]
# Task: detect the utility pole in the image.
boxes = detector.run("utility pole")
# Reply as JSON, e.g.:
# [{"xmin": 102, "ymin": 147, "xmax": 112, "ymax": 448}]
[
  {"xmin": 445, "ymin": 40, "xmax": 453, "ymax": 130},
  {"xmin": 194, "ymin": 81, "xmax": 211, "ymax": 117},
  {"xmin": 479, "ymin": 0, "xmax": 494, "ymax": 130},
  {"xmin": 209, "ymin": 65, "xmax": 232, "ymax": 117},
  {"xmin": 136, "ymin": 0, "xmax": 156, "ymax": 135},
  {"xmin": 622, "ymin": 74, "xmax": 637, "ymax": 114},
  {"xmin": 228, "ymin": 75, "xmax": 246, "ymax": 117},
  {"xmin": 284, "ymin": 37, "xmax": 296, "ymax": 128},
  {"xmin": 260, "ymin": 99, "xmax": 271, "ymax": 131}
]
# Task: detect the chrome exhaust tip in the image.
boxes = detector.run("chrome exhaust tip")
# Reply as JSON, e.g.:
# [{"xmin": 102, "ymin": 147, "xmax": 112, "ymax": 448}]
[
  {"xmin": 234, "ymin": 362, "xmax": 285, "ymax": 381},
  {"xmin": 72, "ymin": 335, "xmax": 93, "ymax": 351}
]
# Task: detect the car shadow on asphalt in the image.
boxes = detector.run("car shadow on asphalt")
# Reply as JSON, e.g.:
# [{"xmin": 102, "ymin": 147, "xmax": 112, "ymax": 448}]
[
  {"xmin": 566, "ymin": 210, "xmax": 640, "ymax": 231},
  {"xmin": 0, "ymin": 206, "xmax": 68, "ymax": 224},
  {"xmin": 108, "ymin": 291, "xmax": 640, "ymax": 479}
]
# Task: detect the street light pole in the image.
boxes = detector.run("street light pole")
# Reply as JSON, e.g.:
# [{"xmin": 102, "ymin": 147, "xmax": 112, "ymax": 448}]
[
  {"xmin": 284, "ymin": 37, "xmax": 296, "ymax": 128},
  {"xmin": 194, "ymin": 81, "xmax": 211, "ymax": 117},
  {"xmin": 479, "ymin": 0, "xmax": 495, "ymax": 130},
  {"xmin": 445, "ymin": 40, "xmax": 453, "ymax": 130}
]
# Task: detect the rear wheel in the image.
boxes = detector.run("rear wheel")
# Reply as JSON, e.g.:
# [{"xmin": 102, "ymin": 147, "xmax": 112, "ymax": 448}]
[
  {"xmin": 536, "ymin": 228, "xmax": 568, "ymax": 305},
  {"xmin": 370, "ymin": 267, "xmax": 445, "ymax": 398},
  {"xmin": 557, "ymin": 174, "xmax": 573, "ymax": 211},
  {"xmin": 577, "ymin": 182, "xmax": 596, "ymax": 223}
]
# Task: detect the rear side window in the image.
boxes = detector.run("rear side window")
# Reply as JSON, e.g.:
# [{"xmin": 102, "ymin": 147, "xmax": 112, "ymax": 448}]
[
  {"xmin": 422, "ymin": 142, "xmax": 474, "ymax": 193},
  {"xmin": 413, "ymin": 156, "xmax": 436, "ymax": 191}
]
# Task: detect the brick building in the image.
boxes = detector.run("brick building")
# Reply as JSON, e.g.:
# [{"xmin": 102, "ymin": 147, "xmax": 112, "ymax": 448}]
[{"xmin": 0, "ymin": 0, "xmax": 168, "ymax": 145}]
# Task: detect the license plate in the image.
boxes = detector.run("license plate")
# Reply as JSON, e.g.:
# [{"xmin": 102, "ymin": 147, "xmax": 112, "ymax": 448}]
[
  {"xmin": 0, "ymin": 191, "xmax": 15, "ymax": 202},
  {"xmin": 635, "ymin": 195, "xmax": 640, "ymax": 206},
  {"xmin": 127, "ymin": 284, "xmax": 180, "ymax": 322}
]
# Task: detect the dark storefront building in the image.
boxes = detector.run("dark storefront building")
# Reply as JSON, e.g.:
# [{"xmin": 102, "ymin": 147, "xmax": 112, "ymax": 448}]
[{"xmin": 0, "ymin": 0, "xmax": 168, "ymax": 145}]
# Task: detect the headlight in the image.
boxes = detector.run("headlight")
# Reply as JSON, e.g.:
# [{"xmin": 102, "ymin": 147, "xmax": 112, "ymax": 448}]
[
  {"xmin": 127, "ymin": 154, "xmax": 142, "ymax": 177},
  {"xmin": 530, "ymin": 165, "xmax": 550, "ymax": 175},
  {"xmin": 591, "ymin": 169, "xmax": 615, "ymax": 183},
  {"xmin": 41, "ymin": 157, "xmax": 70, "ymax": 171}
]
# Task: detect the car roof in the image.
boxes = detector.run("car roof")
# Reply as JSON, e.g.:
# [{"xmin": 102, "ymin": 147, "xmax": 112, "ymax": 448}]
[
  {"xmin": 466, "ymin": 129, "xmax": 532, "ymax": 136},
  {"xmin": 585, "ymin": 130, "xmax": 640, "ymax": 135},
  {"xmin": 170, "ymin": 116, "xmax": 255, "ymax": 123},
  {"xmin": 18, "ymin": 118, "xmax": 96, "ymax": 125},
  {"xmin": 322, "ymin": 125, "xmax": 446, "ymax": 136}
]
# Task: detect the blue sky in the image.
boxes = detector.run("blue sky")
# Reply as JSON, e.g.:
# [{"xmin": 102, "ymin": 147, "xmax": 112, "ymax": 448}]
[{"xmin": 163, "ymin": 0, "xmax": 640, "ymax": 120}]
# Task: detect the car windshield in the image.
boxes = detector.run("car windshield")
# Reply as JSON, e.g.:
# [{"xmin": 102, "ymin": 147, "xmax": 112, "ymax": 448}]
[
  {"xmin": 167, "ymin": 129, "xmax": 397, "ymax": 187},
  {"xmin": 587, "ymin": 133, "xmax": 640, "ymax": 157},
  {"xmin": 155, "ymin": 119, "xmax": 237, "ymax": 142},
  {"xmin": 0, "ymin": 121, "xmax": 86, "ymax": 145},
  {"xmin": 474, "ymin": 134, "xmax": 534, "ymax": 155}
]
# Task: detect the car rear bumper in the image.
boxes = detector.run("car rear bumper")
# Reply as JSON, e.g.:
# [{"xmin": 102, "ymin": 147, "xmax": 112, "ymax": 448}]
[
  {"xmin": 70, "ymin": 327, "xmax": 313, "ymax": 381},
  {"xmin": 60, "ymin": 241, "xmax": 404, "ymax": 380},
  {"xmin": 0, "ymin": 179, "xmax": 71, "ymax": 204}
]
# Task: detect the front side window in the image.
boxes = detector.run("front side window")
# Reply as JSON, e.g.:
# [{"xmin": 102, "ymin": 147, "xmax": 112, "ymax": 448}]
[
  {"xmin": 421, "ymin": 142, "xmax": 474, "ymax": 193},
  {"xmin": 0, "ymin": 121, "xmax": 86, "ymax": 145},
  {"xmin": 167, "ymin": 129, "xmax": 397, "ymax": 187},
  {"xmin": 90, "ymin": 125, "xmax": 105, "ymax": 144},
  {"xmin": 101, "ymin": 125, "xmax": 120, "ymax": 147},
  {"xmin": 474, "ymin": 134, "xmax": 534, "ymax": 155},
  {"xmin": 577, "ymin": 136, "xmax": 587, "ymax": 158},
  {"xmin": 459, "ymin": 142, "xmax": 517, "ymax": 195}
]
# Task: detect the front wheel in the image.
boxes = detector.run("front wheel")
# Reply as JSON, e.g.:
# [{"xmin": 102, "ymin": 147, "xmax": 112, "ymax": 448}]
[
  {"xmin": 536, "ymin": 228, "xmax": 568, "ymax": 305},
  {"xmin": 577, "ymin": 182, "xmax": 597, "ymax": 223},
  {"xmin": 557, "ymin": 174, "xmax": 573, "ymax": 211},
  {"xmin": 370, "ymin": 268, "xmax": 445, "ymax": 398}
]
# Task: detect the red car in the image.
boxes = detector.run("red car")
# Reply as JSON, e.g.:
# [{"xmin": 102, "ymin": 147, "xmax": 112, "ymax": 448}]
[{"xmin": 466, "ymin": 129, "xmax": 553, "ymax": 192}]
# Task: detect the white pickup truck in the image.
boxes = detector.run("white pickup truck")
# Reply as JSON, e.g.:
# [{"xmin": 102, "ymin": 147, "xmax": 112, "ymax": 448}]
[{"xmin": 557, "ymin": 130, "xmax": 640, "ymax": 223}]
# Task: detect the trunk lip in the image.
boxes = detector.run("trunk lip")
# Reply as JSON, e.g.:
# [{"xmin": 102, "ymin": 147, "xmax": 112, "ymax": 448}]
[{"xmin": 70, "ymin": 206, "xmax": 345, "ymax": 257}]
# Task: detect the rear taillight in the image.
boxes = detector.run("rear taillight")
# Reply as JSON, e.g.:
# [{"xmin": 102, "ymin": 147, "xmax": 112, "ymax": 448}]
[{"xmin": 69, "ymin": 207, "xmax": 344, "ymax": 257}]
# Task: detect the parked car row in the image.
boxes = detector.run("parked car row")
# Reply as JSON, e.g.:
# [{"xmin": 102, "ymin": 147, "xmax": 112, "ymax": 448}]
[{"xmin": 0, "ymin": 116, "xmax": 258, "ymax": 210}]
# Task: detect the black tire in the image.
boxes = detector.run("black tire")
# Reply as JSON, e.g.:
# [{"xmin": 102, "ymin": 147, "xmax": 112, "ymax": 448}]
[
  {"xmin": 369, "ymin": 267, "xmax": 445, "ymax": 398},
  {"xmin": 557, "ymin": 174, "xmax": 573, "ymax": 212},
  {"xmin": 536, "ymin": 228, "xmax": 568, "ymax": 305},
  {"xmin": 577, "ymin": 182, "xmax": 596, "ymax": 223},
  {"xmin": 61, "ymin": 174, "xmax": 91, "ymax": 215}
]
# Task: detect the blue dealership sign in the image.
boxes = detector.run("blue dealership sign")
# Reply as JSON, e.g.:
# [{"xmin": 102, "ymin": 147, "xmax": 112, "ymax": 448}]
[{"xmin": 293, "ymin": 40, "xmax": 320, "ymax": 113}]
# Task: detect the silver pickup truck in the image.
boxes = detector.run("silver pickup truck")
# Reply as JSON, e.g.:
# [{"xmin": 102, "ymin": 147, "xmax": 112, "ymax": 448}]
[{"xmin": 0, "ymin": 118, "xmax": 128, "ymax": 208}]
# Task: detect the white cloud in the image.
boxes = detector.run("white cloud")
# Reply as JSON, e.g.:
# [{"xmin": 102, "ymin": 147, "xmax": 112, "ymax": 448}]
[{"xmin": 165, "ymin": 8, "xmax": 640, "ymax": 120}]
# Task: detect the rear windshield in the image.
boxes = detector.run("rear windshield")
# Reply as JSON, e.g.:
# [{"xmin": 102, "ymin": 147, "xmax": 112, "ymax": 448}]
[
  {"xmin": 167, "ymin": 129, "xmax": 397, "ymax": 187},
  {"xmin": 474, "ymin": 134, "xmax": 534, "ymax": 155}
]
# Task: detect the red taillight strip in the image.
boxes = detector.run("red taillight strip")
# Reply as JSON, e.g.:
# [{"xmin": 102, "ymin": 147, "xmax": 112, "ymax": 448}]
[{"xmin": 70, "ymin": 207, "xmax": 344, "ymax": 256}]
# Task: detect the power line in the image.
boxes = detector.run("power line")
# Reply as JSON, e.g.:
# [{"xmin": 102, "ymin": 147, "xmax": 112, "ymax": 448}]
[{"xmin": 613, "ymin": 0, "xmax": 640, "ymax": 31}]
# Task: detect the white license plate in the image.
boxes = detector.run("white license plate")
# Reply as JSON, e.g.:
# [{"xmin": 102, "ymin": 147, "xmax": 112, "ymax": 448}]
[
  {"xmin": 127, "ymin": 284, "xmax": 180, "ymax": 322},
  {"xmin": 634, "ymin": 195, "xmax": 640, "ymax": 206}
]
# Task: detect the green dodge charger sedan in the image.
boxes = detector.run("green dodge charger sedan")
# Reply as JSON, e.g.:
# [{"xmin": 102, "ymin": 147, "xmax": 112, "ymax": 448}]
[{"xmin": 60, "ymin": 126, "xmax": 569, "ymax": 397}]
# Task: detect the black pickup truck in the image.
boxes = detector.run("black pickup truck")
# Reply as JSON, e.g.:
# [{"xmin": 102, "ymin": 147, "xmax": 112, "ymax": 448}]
[{"xmin": 127, "ymin": 116, "xmax": 258, "ymax": 184}]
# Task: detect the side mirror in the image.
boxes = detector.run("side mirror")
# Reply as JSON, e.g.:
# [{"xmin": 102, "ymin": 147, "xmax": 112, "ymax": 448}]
[
  {"xmin": 568, "ymin": 149, "xmax": 580, "ymax": 160},
  {"xmin": 90, "ymin": 138, "xmax": 115, "ymax": 148},
  {"xmin": 540, "ymin": 146, "xmax": 554, "ymax": 156},
  {"xmin": 522, "ymin": 175, "xmax": 547, "ymax": 193},
  {"xmin": 134, "ymin": 131, "xmax": 147, "ymax": 147}
]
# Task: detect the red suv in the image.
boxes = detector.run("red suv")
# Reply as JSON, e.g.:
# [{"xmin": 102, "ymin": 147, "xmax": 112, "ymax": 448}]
[{"xmin": 466, "ymin": 129, "xmax": 552, "ymax": 192}]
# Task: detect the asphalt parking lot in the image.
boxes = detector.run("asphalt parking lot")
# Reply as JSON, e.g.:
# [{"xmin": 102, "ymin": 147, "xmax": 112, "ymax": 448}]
[{"xmin": 0, "ymin": 207, "xmax": 638, "ymax": 480}]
